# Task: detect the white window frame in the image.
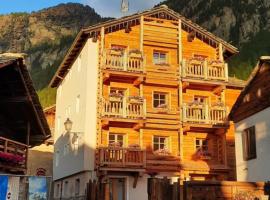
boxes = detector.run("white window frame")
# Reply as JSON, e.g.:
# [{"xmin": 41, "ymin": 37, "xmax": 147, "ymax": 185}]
[{"xmin": 153, "ymin": 136, "xmax": 170, "ymax": 151}]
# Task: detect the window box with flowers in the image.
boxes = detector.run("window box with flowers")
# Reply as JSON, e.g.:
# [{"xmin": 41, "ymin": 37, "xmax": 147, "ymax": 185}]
[
  {"xmin": 0, "ymin": 152, "xmax": 25, "ymax": 166},
  {"xmin": 196, "ymin": 148, "xmax": 212, "ymax": 160}
]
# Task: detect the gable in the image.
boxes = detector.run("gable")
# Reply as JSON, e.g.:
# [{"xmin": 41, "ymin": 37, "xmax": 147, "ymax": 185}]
[
  {"xmin": 50, "ymin": 5, "xmax": 238, "ymax": 88},
  {"xmin": 230, "ymin": 60, "xmax": 270, "ymax": 123}
]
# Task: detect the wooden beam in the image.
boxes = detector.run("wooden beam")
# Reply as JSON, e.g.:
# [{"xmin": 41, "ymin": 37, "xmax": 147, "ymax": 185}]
[
  {"xmin": 140, "ymin": 16, "xmax": 144, "ymax": 52},
  {"xmin": 133, "ymin": 122, "xmax": 144, "ymax": 130},
  {"xmin": 100, "ymin": 27, "xmax": 105, "ymax": 54},
  {"xmin": 219, "ymin": 43, "xmax": 224, "ymax": 61},
  {"xmin": 133, "ymin": 76, "xmax": 144, "ymax": 86},
  {"xmin": 178, "ymin": 19, "xmax": 183, "ymax": 68},
  {"xmin": 182, "ymin": 82, "xmax": 189, "ymax": 91},
  {"xmin": 183, "ymin": 125, "xmax": 190, "ymax": 133},
  {"xmin": 0, "ymin": 96, "xmax": 29, "ymax": 103},
  {"xmin": 213, "ymin": 85, "xmax": 225, "ymax": 95}
]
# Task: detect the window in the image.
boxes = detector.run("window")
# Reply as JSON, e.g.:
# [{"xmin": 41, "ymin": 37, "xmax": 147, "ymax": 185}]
[
  {"xmin": 110, "ymin": 88, "xmax": 126, "ymax": 96},
  {"xmin": 75, "ymin": 179, "xmax": 80, "ymax": 196},
  {"xmin": 78, "ymin": 54, "xmax": 81, "ymax": 72},
  {"xmin": 153, "ymin": 51, "xmax": 168, "ymax": 65},
  {"xmin": 73, "ymin": 135, "xmax": 79, "ymax": 155},
  {"xmin": 195, "ymin": 139, "xmax": 208, "ymax": 151},
  {"xmin": 55, "ymin": 150, "xmax": 60, "ymax": 167},
  {"xmin": 153, "ymin": 136, "xmax": 169, "ymax": 151},
  {"xmin": 194, "ymin": 96, "xmax": 208, "ymax": 104},
  {"xmin": 242, "ymin": 126, "xmax": 256, "ymax": 161},
  {"xmin": 153, "ymin": 92, "xmax": 168, "ymax": 108},
  {"xmin": 56, "ymin": 184, "xmax": 60, "ymax": 198},
  {"xmin": 109, "ymin": 133, "xmax": 125, "ymax": 147},
  {"xmin": 64, "ymin": 144, "xmax": 70, "ymax": 156},
  {"xmin": 64, "ymin": 181, "xmax": 69, "ymax": 197},
  {"xmin": 76, "ymin": 95, "xmax": 80, "ymax": 113}
]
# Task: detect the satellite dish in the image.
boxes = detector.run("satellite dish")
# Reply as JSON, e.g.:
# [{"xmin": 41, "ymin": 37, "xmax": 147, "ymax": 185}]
[{"xmin": 121, "ymin": 0, "xmax": 129, "ymax": 14}]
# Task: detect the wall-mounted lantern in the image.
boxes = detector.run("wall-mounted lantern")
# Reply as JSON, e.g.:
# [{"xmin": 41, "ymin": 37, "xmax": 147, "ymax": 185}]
[{"xmin": 64, "ymin": 118, "xmax": 73, "ymax": 133}]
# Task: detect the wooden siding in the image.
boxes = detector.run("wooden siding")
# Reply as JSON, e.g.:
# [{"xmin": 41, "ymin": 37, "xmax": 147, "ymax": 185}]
[
  {"xmin": 97, "ymin": 15, "xmax": 242, "ymax": 180},
  {"xmin": 231, "ymin": 62, "xmax": 270, "ymax": 122}
]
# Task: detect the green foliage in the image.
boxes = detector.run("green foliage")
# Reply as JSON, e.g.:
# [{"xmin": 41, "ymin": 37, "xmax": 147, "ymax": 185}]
[
  {"xmin": 229, "ymin": 30, "xmax": 270, "ymax": 80},
  {"xmin": 37, "ymin": 87, "xmax": 57, "ymax": 108}
]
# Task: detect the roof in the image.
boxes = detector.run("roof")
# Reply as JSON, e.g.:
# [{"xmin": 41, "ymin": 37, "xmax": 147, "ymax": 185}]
[
  {"xmin": 50, "ymin": 5, "xmax": 239, "ymax": 88},
  {"xmin": 229, "ymin": 56, "xmax": 270, "ymax": 121},
  {"xmin": 0, "ymin": 54, "xmax": 51, "ymax": 146},
  {"xmin": 227, "ymin": 76, "xmax": 246, "ymax": 88}
]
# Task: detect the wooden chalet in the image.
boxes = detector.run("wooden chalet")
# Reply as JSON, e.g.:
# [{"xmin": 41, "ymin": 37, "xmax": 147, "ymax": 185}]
[
  {"xmin": 51, "ymin": 5, "xmax": 245, "ymax": 184},
  {"xmin": 0, "ymin": 54, "xmax": 51, "ymax": 174}
]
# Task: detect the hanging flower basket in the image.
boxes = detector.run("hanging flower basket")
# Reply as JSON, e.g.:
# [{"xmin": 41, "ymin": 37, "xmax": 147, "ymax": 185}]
[
  {"xmin": 128, "ymin": 144, "xmax": 141, "ymax": 149},
  {"xmin": 154, "ymin": 148, "xmax": 171, "ymax": 156},
  {"xmin": 128, "ymin": 96, "xmax": 144, "ymax": 103}
]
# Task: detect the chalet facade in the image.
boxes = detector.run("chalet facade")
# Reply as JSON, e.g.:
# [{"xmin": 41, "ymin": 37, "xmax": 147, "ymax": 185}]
[
  {"xmin": 0, "ymin": 54, "xmax": 51, "ymax": 175},
  {"xmin": 50, "ymin": 6, "xmax": 244, "ymax": 200},
  {"xmin": 230, "ymin": 56, "xmax": 270, "ymax": 182}
]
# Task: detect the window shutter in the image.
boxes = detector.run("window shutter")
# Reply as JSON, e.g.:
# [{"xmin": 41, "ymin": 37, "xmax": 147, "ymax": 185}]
[
  {"xmin": 249, "ymin": 126, "xmax": 257, "ymax": 159},
  {"xmin": 242, "ymin": 132, "xmax": 248, "ymax": 161}
]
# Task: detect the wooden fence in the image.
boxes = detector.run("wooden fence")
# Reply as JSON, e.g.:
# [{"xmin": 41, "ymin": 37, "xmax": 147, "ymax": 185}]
[
  {"xmin": 148, "ymin": 177, "xmax": 180, "ymax": 200},
  {"xmin": 184, "ymin": 181, "xmax": 270, "ymax": 200},
  {"xmin": 85, "ymin": 179, "xmax": 109, "ymax": 200},
  {"xmin": 148, "ymin": 178, "xmax": 270, "ymax": 200}
]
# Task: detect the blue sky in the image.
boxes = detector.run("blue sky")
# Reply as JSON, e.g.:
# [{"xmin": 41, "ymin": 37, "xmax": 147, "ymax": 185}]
[{"xmin": 0, "ymin": 0, "xmax": 163, "ymax": 17}]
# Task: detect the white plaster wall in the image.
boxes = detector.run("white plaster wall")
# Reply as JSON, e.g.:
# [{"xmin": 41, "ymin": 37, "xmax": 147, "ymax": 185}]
[
  {"xmin": 53, "ymin": 38, "xmax": 99, "ymax": 180},
  {"xmin": 235, "ymin": 107, "xmax": 270, "ymax": 182},
  {"xmin": 128, "ymin": 175, "xmax": 148, "ymax": 200}
]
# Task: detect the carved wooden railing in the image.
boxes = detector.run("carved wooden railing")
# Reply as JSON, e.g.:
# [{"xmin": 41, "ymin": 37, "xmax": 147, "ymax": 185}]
[
  {"xmin": 102, "ymin": 96, "xmax": 146, "ymax": 119},
  {"xmin": 98, "ymin": 147, "xmax": 146, "ymax": 168},
  {"xmin": 183, "ymin": 103, "xmax": 227, "ymax": 124},
  {"xmin": 0, "ymin": 137, "xmax": 28, "ymax": 171},
  {"xmin": 102, "ymin": 49, "xmax": 145, "ymax": 73},
  {"xmin": 182, "ymin": 58, "xmax": 228, "ymax": 81}
]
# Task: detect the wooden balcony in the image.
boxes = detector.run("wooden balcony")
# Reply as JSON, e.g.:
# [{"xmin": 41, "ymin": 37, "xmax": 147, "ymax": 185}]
[
  {"xmin": 183, "ymin": 103, "xmax": 228, "ymax": 125},
  {"xmin": 182, "ymin": 58, "xmax": 228, "ymax": 82},
  {"xmin": 102, "ymin": 96, "xmax": 146, "ymax": 120},
  {"xmin": 0, "ymin": 137, "xmax": 28, "ymax": 173},
  {"xmin": 97, "ymin": 147, "xmax": 181, "ymax": 173},
  {"xmin": 98, "ymin": 147, "xmax": 146, "ymax": 171},
  {"xmin": 102, "ymin": 49, "xmax": 145, "ymax": 73}
]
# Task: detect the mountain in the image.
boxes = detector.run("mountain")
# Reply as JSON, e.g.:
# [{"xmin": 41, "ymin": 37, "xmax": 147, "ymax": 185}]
[
  {"xmin": 0, "ymin": 3, "xmax": 110, "ymax": 107},
  {"xmin": 160, "ymin": 0, "xmax": 270, "ymax": 79}
]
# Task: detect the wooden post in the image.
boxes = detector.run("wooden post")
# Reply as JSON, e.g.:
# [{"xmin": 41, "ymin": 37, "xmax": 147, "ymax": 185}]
[
  {"xmin": 123, "ymin": 96, "xmax": 127, "ymax": 118},
  {"xmin": 219, "ymin": 43, "xmax": 224, "ymax": 62},
  {"xmin": 203, "ymin": 60, "xmax": 208, "ymax": 80},
  {"xmin": 140, "ymin": 16, "xmax": 144, "ymax": 52},
  {"xmin": 139, "ymin": 129, "xmax": 143, "ymax": 148},
  {"xmin": 104, "ymin": 181, "xmax": 110, "ymax": 200},
  {"xmin": 225, "ymin": 63, "xmax": 229, "ymax": 81},
  {"xmin": 101, "ymin": 27, "xmax": 105, "ymax": 54},
  {"xmin": 140, "ymin": 84, "xmax": 143, "ymax": 97},
  {"xmin": 179, "ymin": 127, "xmax": 184, "ymax": 159},
  {"xmin": 178, "ymin": 19, "xmax": 183, "ymax": 76}
]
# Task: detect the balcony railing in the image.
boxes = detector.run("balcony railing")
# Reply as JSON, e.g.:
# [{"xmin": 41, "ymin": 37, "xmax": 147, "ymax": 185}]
[
  {"xmin": 0, "ymin": 137, "xmax": 28, "ymax": 172},
  {"xmin": 182, "ymin": 58, "xmax": 228, "ymax": 81},
  {"xmin": 102, "ymin": 49, "xmax": 145, "ymax": 73},
  {"xmin": 98, "ymin": 147, "xmax": 146, "ymax": 168},
  {"xmin": 102, "ymin": 96, "xmax": 146, "ymax": 119},
  {"xmin": 182, "ymin": 103, "xmax": 228, "ymax": 124}
]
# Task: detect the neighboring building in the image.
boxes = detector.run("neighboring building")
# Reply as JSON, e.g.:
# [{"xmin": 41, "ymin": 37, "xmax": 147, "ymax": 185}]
[
  {"xmin": 50, "ymin": 6, "xmax": 244, "ymax": 199},
  {"xmin": 27, "ymin": 105, "xmax": 55, "ymax": 176},
  {"xmin": 0, "ymin": 53, "xmax": 51, "ymax": 175},
  {"xmin": 230, "ymin": 56, "xmax": 270, "ymax": 182}
]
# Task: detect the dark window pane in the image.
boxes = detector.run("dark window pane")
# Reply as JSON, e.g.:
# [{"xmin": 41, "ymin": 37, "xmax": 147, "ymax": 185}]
[
  {"xmin": 153, "ymin": 144, "xmax": 159, "ymax": 151},
  {"xmin": 154, "ymin": 100, "xmax": 160, "ymax": 108}
]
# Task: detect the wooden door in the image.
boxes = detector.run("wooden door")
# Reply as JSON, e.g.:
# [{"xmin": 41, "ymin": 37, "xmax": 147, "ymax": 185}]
[{"xmin": 109, "ymin": 178, "xmax": 126, "ymax": 200}]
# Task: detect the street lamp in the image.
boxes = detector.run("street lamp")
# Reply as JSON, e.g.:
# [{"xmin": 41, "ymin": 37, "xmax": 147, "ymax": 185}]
[{"xmin": 64, "ymin": 118, "xmax": 73, "ymax": 133}]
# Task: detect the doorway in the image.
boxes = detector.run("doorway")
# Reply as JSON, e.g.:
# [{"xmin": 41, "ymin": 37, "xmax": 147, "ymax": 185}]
[{"xmin": 109, "ymin": 178, "xmax": 126, "ymax": 200}]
